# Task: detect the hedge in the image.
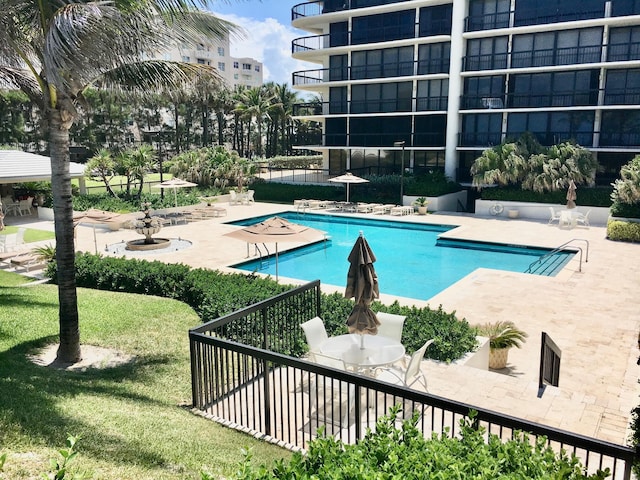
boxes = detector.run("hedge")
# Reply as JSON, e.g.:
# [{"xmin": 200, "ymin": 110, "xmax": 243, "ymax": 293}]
[
  {"xmin": 606, "ymin": 220, "xmax": 640, "ymax": 242},
  {"xmin": 480, "ymin": 186, "xmax": 613, "ymax": 207},
  {"xmin": 46, "ymin": 253, "xmax": 478, "ymax": 362}
]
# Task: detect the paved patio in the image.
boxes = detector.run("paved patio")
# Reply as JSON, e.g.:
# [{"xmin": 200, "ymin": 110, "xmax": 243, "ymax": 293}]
[{"xmin": 7, "ymin": 201, "xmax": 640, "ymax": 446}]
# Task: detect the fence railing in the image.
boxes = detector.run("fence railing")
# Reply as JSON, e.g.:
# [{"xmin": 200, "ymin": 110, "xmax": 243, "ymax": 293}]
[{"xmin": 190, "ymin": 281, "xmax": 636, "ymax": 478}]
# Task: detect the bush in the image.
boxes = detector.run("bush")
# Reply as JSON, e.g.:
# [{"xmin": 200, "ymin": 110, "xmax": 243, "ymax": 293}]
[
  {"xmin": 606, "ymin": 220, "xmax": 640, "ymax": 242},
  {"xmin": 46, "ymin": 254, "xmax": 477, "ymax": 362},
  {"xmin": 70, "ymin": 191, "xmax": 202, "ymax": 212},
  {"xmin": 266, "ymin": 155, "xmax": 323, "ymax": 169},
  {"xmin": 610, "ymin": 201, "xmax": 640, "ymax": 218},
  {"xmin": 232, "ymin": 409, "xmax": 609, "ymax": 480}
]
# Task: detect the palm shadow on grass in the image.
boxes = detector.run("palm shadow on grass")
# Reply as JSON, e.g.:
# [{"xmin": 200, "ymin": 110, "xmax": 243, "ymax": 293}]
[{"xmin": 0, "ymin": 335, "xmax": 179, "ymax": 469}]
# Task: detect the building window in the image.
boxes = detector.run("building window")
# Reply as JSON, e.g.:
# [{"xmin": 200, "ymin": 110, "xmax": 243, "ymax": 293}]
[
  {"xmin": 511, "ymin": 28, "xmax": 602, "ymax": 68},
  {"xmin": 604, "ymin": 69, "xmax": 640, "ymax": 105},
  {"xmin": 182, "ymin": 56, "xmax": 190, "ymax": 62},
  {"xmin": 417, "ymin": 79, "xmax": 449, "ymax": 111},
  {"xmin": 506, "ymin": 111, "xmax": 595, "ymax": 146},
  {"xmin": 242, "ymin": 63, "xmax": 252, "ymax": 70},
  {"xmin": 197, "ymin": 58, "xmax": 206, "ymax": 64},
  {"xmin": 233, "ymin": 61, "xmax": 239, "ymax": 68},
  {"xmin": 467, "ymin": 0, "xmax": 510, "ymax": 31},
  {"xmin": 414, "ymin": 115, "xmax": 447, "ymax": 147},
  {"xmin": 255, "ymin": 65, "xmax": 260, "ymax": 72},
  {"xmin": 419, "ymin": 4, "xmax": 453, "ymax": 36},
  {"xmin": 218, "ymin": 47, "xmax": 225, "ymax": 56},
  {"xmin": 608, "ymin": 27, "xmax": 640, "ymax": 62},
  {"xmin": 326, "ymin": 117, "xmax": 347, "ymax": 146},
  {"xmin": 234, "ymin": 73, "xmax": 239, "ymax": 79},
  {"xmin": 461, "ymin": 113, "xmax": 503, "ymax": 146},
  {"xmin": 351, "ymin": 46, "xmax": 414, "ymax": 80},
  {"xmin": 218, "ymin": 62, "xmax": 225, "ymax": 71},
  {"xmin": 329, "ymin": 55, "xmax": 349, "ymax": 81},
  {"xmin": 329, "ymin": 86, "xmax": 347, "ymax": 114},
  {"xmin": 514, "ymin": 0, "xmax": 605, "ymax": 26},
  {"xmin": 330, "ymin": 22, "xmax": 349, "ymax": 48},
  {"xmin": 414, "ymin": 151, "xmax": 446, "ymax": 172},
  {"xmin": 508, "ymin": 70, "xmax": 599, "ymax": 108},
  {"xmin": 197, "ymin": 43, "xmax": 205, "ymax": 51},
  {"xmin": 612, "ymin": 0, "xmax": 640, "ymax": 16},
  {"xmin": 417, "ymin": 42, "xmax": 450, "ymax": 74},
  {"xmin": 349, "ymin": 116, "xmax": 411, "ymax": 147},
  {"xmin": 465, "ymin": 37, "xmax": 508, "ymax": 71},
  {"xmin": 351, "ymin": 10, "xmax": 416, "ymax": 45},
  {"xmin": 462, "ymin": 75, "xmax": 505, "ymax": 109},
  {"xmin": 351, "ymin": 82, "xmax": 412, "ymax": 114}
]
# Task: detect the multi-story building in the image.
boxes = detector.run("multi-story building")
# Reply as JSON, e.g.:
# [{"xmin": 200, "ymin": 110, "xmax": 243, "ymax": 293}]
[
  {"xmin": 163, "ymin": 36, "xmax": 263, "ymax": 89},
  {"xmin": 291, "ymin": 0, "xmax": 640, "ymax": 184}
]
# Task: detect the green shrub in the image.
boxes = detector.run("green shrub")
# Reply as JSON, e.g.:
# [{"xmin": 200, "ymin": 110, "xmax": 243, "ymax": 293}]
[
  {"xmin": 481, "ymin": 186, "xmax": 613, "ymax": 207},
  {"xmin": 610, "ymin": 200, "xmax": 640, "ymax": 218},
  {"xmin": 606, "ymin": 220, "xmax": 640, "ymax": 242},
  {"xmin": 266, "ymin": 155, "xmax": 323, "ymax": 169},
  {"xmin": 47, "ymin": 254, "xmax": 477, "ymax": 362},
  {"xmin": 70, "ymin": 191, "xmax": 202, "ymax": 212},
  {"xmin": 232, "ymin": 409, "xmax": 609, "ymax": 480}
]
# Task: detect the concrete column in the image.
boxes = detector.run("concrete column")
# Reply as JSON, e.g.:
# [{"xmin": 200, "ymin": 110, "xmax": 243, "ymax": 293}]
[{"xmin": 445, "ymin": 0, "xmax": 467, "ymax": 180}]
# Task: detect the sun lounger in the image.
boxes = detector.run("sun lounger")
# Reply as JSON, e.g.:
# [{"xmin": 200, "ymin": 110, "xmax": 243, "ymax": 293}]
[
  {"xmin": 373, "ymin": 204, "xmax": 396, "ymax": 215},
  {"xmin": 10, "ymin": 252, "xmax": 46, "ymax": 272},
  {"xmin": 390, "ymin": 206, "xmax": 413, "ymax": 216}
]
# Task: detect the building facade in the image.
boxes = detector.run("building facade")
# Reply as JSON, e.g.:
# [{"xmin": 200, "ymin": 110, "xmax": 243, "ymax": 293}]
[
  {"xmin": 291, "ymin": 0, "xmax": 640, "ymax": 183},
  {"xmin": 164, "ymin": 36, "xmax": 263, "ymax": 89}
]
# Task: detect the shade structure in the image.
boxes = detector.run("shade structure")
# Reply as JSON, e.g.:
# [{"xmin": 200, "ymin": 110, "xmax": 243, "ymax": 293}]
[
  {"xmin": 152, "ymin": 178, "xmax": 197, "ymax": 208},
  {"xmin": 345, "ymin": 233, "xmax": 380, "ymax": 336},
  {"xmin": 328, "ymin": 172, "xmax": 369, "ymax": 203},
  {"xmin": 224, "ymin": 216, "xmax": 325, "ymax": 281},
  {"xmin": 566, "ymin": 179, "xmax": 577, "ymax": 209}
]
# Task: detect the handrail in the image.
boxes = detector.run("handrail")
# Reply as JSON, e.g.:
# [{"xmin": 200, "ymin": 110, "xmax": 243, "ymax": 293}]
[{"xmin": 526, "ymin": 238, "xmax": 589, "ymax": 273}]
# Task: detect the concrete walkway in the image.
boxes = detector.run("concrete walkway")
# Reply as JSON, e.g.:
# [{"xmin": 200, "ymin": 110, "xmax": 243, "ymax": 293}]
[{"xmin": 7, "ymin": 202, "xmax": 640, "ymax": 446}]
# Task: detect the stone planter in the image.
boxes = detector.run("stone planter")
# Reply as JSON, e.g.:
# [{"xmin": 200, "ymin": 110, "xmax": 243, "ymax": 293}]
[
  {"xmin": 507, "ymin": 209, "xmax": 519, "ymax": 218},
  {"xmin": 489, "ymin": 347, "xmax": 510, "ymax": 369},
  {"xmin": 417, "ymin": 205, "xmax": 428, "ymax": 215}
]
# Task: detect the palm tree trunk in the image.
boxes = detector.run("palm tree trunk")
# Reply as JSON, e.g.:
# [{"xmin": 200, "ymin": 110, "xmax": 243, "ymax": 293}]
[{"xmin": 49, "ymin": 107, "xmax": 81, "ymax": 363}]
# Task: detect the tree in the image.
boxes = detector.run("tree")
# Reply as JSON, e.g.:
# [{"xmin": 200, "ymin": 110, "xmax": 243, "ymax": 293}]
[
  {"xmin": 0, "ymin": 0, "xmax": 235, "ymax": 363},
  {"xmin": 234, "ymin": 86, "xmax": 275, "ymax": 157},
  {"xmin": 611, "ymin": 155, "xmax": 640, "ymax": 205},
  {"xmin": 85, "ymin": 149, "xmax": 118, "ymax": 197}
]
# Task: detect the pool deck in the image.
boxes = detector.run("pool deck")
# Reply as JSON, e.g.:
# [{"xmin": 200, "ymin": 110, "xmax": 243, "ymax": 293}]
[{"xmin": 9, "ymin": 202, "xmax": 640, "ymax": 446}]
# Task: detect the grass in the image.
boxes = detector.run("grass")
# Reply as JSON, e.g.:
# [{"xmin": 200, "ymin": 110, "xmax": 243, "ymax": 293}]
[
  {"xmin": 75, "ymin": 173, "xmax": 171, "ymax": 194},
  {"xmin": 0, "ymin": 270, "xmax": 290, "ymax": 479},
  {"xmin": 1, "ymin": 225, "xmax": 55, "ymax": 243}
]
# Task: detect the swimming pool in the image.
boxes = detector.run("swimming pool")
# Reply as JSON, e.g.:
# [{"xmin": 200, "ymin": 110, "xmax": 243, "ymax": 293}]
[{"xmin": 228, "ymin": 213, "xmax": 573, "ymax": 300}]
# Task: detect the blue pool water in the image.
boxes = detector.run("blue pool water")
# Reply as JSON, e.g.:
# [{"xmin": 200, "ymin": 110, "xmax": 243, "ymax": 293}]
[{"xmin": 229, "ymin": 213, "xmax": 572, "ymax": 300}]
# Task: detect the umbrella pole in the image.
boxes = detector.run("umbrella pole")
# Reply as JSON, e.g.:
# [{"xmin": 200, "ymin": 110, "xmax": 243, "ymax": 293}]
[
  {"xmin": 275, "ymin": 243, "xmax": 279, "ymax": 282},
  {"xmin": 346, "ymin": 183, "xmax": 350, "ymax": 203}
]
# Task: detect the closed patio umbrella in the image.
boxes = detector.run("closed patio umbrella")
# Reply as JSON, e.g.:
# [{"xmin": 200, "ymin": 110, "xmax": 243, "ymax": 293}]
[
  {"xmin": 152, "ymin": 178, "xmax": 197, "ymax": 208},
  {"xmin": 328, "ymin": 172, "xmax": 369, "ymax": 203},
  {"xmin": 345, "ymin": 232, "xmax": 380, "ymax": 338},
  {"xmin": 224, "ymin": 216, "xmax": 325, "ymax": 282},
  {"xmin": 566, "ymin": 179, "xmax": 577, "ymax": 209}
]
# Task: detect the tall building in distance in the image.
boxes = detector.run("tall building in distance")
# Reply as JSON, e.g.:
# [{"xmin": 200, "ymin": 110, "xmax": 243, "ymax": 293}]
[
  {"xmin": 164, "ymin": 35, "xmax": 263, "ymax": 89},
  {"xmin": 291, "ymin": 0, "xmax": 640, "ymax": 184}
]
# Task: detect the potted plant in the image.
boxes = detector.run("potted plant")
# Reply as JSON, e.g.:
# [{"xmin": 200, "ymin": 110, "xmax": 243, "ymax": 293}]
[
  {"xmin": 413, "ymin": 197, "xmax": 429, "ymax": 215},
  {"xmin": 477, "ymin": 321, "xmax": 527, "ymax": 369}
]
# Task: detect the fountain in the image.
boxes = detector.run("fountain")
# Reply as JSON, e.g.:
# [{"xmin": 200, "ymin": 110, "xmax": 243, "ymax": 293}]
[{"xmin": 125, "ymin": 202, "xmax": 170, "ymax": 251}]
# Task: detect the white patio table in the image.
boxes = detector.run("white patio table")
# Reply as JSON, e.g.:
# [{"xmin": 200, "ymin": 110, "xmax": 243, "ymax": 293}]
[{"xmin": 320, "ymin": 333, "xmax": 405, "ymax": 374}]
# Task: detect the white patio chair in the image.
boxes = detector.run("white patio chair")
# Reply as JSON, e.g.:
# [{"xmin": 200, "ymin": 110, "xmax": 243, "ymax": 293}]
[
  {"xmin": 375, "ymin": 339, "xmax": 434, "ymax": 392},
  {"xmin": 229, "ymin": 190, "xmax": 239, "ymax": 205},
  {"xmin": 243, "ymin": 190, "xmax": 255, "ymax": 204},
  {"xmin": 575, "ymin": 209, "xmax": 591, "ymax": 227},
  {"xmin": 18, "ymin": 197, "xmax": 34, "ymax": 216},
  {"xmin": 548, "ymin": 207, "xmax": 561, "ymax": 225},
  {"xmin": 300, "ymin": 316, "xmax": 329, "ymax": 360},
  {"xmin": 375, "ymin": 312, "xmax": 406, "ymax": 343}
]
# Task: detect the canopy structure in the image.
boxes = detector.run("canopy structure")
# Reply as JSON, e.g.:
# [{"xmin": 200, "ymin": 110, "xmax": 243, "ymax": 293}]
[
  {"xmin": 152, "ymin": 178, "xmax": 198, "ymax": 208},
  {"xmin": 328, "ymin": 172, "xmax": 369, "ymax": 203},
  {"xmin": 0, "ymin": 150, "xmax": 86, "ymax": 192},
  {"xmin": 224, "ymin": 216, "xmax": 325, "ymax": 281}
]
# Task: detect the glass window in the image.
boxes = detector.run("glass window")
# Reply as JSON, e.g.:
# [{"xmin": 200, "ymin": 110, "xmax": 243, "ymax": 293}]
[
  {"xmin": 414, "ymin": 116, "xmax": 447, "ymax": 146},
  {"xmin": 604, "ymin": 69, "xmax": 640, "ymax": 105},
  {"xmin": 465, "ymin": 37, "xmax": 508, "ymax": 70},
  {"xmin": 217, "ymin": 62, "xmax": 225, "ymax": 71},
  {"xmin": 417, "ymin": 79, "xmax": 449, "ymax": 110},
  {"xmin": 461, "ymin": 113, "xmax": 503, "ymax": 146},
  {"xmin": 462, "ymin": 75, "xmax": 505, "ymax": 109},
  {"xmin": 233, "ymin": 61, "xmax": 239, "ymax": 68},
  {"xmin": 182, "ymin": 56, "xmax": 190, "ymax": 62},
  {"xmin": 417, "ymin": 43, "xmax": 450, "ymax": 74},
  {"xmin": 608, "ymin": 27, "xmax": 640, "ymax": 62},
  {"xmin": 506, "ymin": 111, "xmax": 594, "ymax": 145},
  {"xmin": 329, "ymin": 87, "xmax": 347, "ymax": 114},
  {"xmin": 351, "ymin": 10, "xmax": 416, "ymax": 45},
  {"xmin": 242, "ymin": 63, "xmax": 251, "ymax": 70},
  {"xmin": 330, "ymin": 55, "xmax": 348, "ymax": 81},
  {"xmin": 351, "ymin": 82, "xmax": 412, "ymax": 113},
  {"xmin": 611, "ymin": 0, "xmax": 640, "ymax": 16},
  {"xmin": 218, "ymin": 47, "xmax": 225, "ymax": 56},
  {"xmin": 419, "ymin": 4, "xmax": 453, "ymax": 36},
  {"xmin": 512, "ymin": 28, "xmax": 602, "ymax": 68},
  {"xmin": 255, "ymin": 65, "xmax": 260, "ymax": 72},
  {"xmin": 349, "ymin": 116, "xmax": 411, "ymax": 147},
  {"xmin": 326, "ymin": 117, "xmax": 347, "ymax": 146},
  {"xmin": 467, "ymin": 0, "xmax": 510, "ymax": 31},
  {"xmin": 330, "ymin": 22, "xmax": 349, "ymax": 48},
  {"xmin": 514, "ymin": 0, "xmax": 605, "ymax": 26},
  {"xmin": 351, "ymin": 47, "xmax": 414, "ymax": 80},
  {"xmin": 508, "ymin": 70, "xmax": 599, "ymax": 107},
  {"xmin": 600, "ymin": 111, "xmax": 640, "ymax": 147}
]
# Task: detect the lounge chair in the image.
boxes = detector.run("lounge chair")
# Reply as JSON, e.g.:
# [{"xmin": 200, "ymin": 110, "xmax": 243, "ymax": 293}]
[
  {"xmin": 10, "ymin": 252, "xmax": 46, "ymax": 272},
  {"xmin": 548, "ymin": 207, "xmax": 561, "ymax": 225},
  {"xmin": 229, "ymin": 190, "xmax": 240, "ymax": 205}
]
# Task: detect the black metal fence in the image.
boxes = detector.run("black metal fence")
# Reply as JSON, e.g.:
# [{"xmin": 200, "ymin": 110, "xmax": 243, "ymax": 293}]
[{"xmin": 190, "ymin": 281, "xmax": 635, "ymax": 478}]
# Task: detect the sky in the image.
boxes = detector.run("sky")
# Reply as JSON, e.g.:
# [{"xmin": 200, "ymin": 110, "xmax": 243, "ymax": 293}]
[{"xmin": 210, "ymin": 0, "xmax": 310, "ymax": 86}]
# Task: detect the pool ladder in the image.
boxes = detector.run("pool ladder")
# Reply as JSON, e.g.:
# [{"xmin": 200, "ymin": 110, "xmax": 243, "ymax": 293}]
[{"xmin": 526, "ymin": 238, "xmax": 589, "ymax": 274}]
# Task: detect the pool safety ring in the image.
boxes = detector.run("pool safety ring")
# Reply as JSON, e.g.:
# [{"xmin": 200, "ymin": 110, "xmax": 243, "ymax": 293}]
[{"xmin": 489, "ymin": 203, "xmax": 504, "ymax": 215}]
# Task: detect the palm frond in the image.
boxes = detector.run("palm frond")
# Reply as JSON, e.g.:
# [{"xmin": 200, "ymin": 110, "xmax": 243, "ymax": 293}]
[{"xmin": 0, "ymin": 66, "xmax": 43, "ymax": 106}]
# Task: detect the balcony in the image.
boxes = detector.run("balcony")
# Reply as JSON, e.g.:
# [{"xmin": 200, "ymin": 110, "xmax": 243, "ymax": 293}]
[
  {"xmin": 598, "ymin": 132, "xmax": 640, "ymax": 147},
  {"xmin": 607, "ymin": 42, "xmax": 640, "ymax": 62},
  {"xmin": 463, "ymin": 45, "xmax": 602, "ymax": 72},
  {"xmin": 461, "ymin": 90, "xmax": 600, "ymax": 110},
  {"xmin": 292, "ymin": 0, "xmax": 415, "ymax": 21},
  {"xmin": 464, "ymin": 7, "xmax": 604, "ymax": 32},
  {"xmin": 292, "ymin": 95, "xmax": 448, "ymax": 117},
  {"xmin": 291, "ymin": 60, "xmax": 436, "ymax": 86}
]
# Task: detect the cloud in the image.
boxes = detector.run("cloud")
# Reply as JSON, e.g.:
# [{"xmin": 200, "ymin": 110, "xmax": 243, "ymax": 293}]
[{"xmin": 215, "ymin": 14, "xmax": 310, "ymax": 86}]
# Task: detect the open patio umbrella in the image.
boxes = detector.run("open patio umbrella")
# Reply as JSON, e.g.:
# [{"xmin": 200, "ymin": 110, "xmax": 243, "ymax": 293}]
[
  {"xmin": 152, "ymin": 178, "xmax": 197, "ymax": 208},
  {"xmin": 73, "ymin": 209, "xmax": 123, "ymax": 253},
  {"xmin": 345, "ymin": 233, "xmax": 380, "ymax": 342},
  {"xmin": 224, "ymin": 216, "xmax": 325, "ymax": 281},
  {"xmin": 566, "ymin": 179, "xmax": 577, "ymax": 209},
  {"xmin": 328, "ymin": 172, "xmax": 369, "ymax": 203}
]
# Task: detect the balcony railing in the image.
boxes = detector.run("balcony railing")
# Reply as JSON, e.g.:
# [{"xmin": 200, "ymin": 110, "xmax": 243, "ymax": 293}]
[
  {"xmin": 464, "ymin": 7, "xmax": 604, "ymax": 32},
  {"xmin": 461, "ymin": 131, "xmax": 594, "ymax": 148},
  {"xmin": 463, "ymin": 45, "xmax": 602, "ymax": 72},
  {"xmin": 292, "ymin": 0, "xmax": 415, "ymax": 20},
  {"xmin": 293, "ymin": 95, "xmax": 448, "ymax": 117},
  {"xmin": 190, "ymin": 281, "xmax": 635, "ymax": 477},
  {"xmin": 598, "ymin": 131, "xmax": 640, "ymax": 147},
  {"xmin": 461, "ymin": 90, "xmax": 600, "ymax": 109},
  {"xmin": 292, "ymin": 60, "xmax": 436, "ymax": 85},
  {"xmin": 607, "ymin": 42, "xmax": 640, "ymax": 62}
]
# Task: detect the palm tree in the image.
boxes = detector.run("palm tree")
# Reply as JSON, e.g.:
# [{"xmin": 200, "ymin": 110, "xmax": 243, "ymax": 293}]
[
  {"xmin": 272, "ymin": 83, "xmax": 298, "ymax": 155},
  {"xmin": 0, "ymin": 0, "xmax": 235, "ymax": 363},
  {"xmin": 234, "ymin": 86, "xmax": 275, "ymax": 157}
]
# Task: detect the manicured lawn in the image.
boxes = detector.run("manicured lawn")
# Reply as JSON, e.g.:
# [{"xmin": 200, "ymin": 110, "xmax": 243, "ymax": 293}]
[
  {"xmin": 1, "ymin": 225, "xmax": 55, "ymax": 243},
  {"xmin": 0, "ymin": 270, "xmax": 289, "ymax": 479},
  {"xmin": 75, "ymin": 173, "xmax": 172, "ymax": 194}
]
